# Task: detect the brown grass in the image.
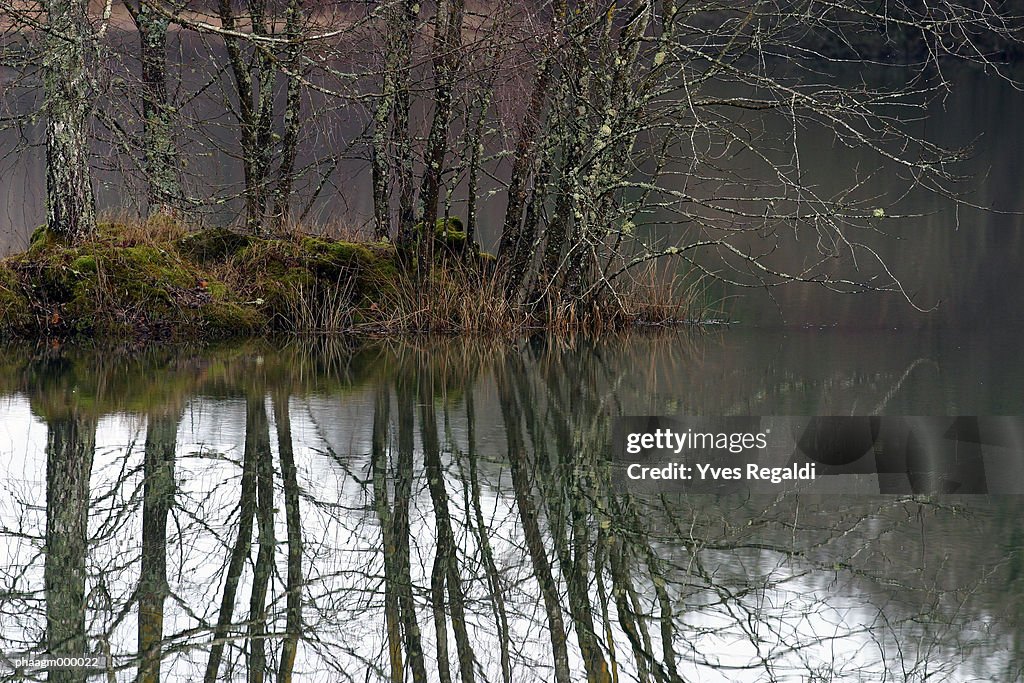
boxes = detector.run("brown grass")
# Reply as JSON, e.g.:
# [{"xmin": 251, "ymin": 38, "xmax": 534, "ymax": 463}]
[
  {"xmin": 7, "ymin": 216, "xmax": 710, "ymax": 339},
  {"xmin": 351, "ymin": 260, "xmax": 711, "ymax": 336},
  {"xmin": 95, "ymin": 210, "xmax": 190, "ymax": 246},
  {"xmin": 281, "ymin": 274, "xmax": 356, "ymax": 333}
]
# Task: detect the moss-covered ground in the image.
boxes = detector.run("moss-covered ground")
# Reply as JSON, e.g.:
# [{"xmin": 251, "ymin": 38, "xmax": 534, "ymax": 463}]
[{"xmin": 0, "ymin": 222, "xmax": 489, "ymax": 341}]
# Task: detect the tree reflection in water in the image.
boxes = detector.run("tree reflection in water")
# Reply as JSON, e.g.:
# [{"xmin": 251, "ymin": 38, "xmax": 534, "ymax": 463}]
[{"xmin": 0, "ymin": 336, "xmax": 1022, "ymax": 682}]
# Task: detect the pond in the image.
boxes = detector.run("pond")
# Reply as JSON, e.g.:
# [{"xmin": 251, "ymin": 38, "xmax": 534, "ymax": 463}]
[{"xmin": 1, "ymin": 333, "xmax": 1021, "ymax": 682}]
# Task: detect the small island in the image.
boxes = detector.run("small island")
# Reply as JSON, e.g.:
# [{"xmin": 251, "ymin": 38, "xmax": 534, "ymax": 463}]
[{"xmin": 0, "ymin": 218, "xmax": 515, "ymax": 340}]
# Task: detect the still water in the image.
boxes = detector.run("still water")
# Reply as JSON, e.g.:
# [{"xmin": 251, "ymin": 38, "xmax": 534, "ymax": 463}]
[{"xmin": 0, "ymin": 333, "xmax": 1021, "ymax": 682}]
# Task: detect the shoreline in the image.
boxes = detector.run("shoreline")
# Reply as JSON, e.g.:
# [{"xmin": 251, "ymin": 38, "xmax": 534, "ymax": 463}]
[{"xmin": 0, "ymin": 221, "xmax": 699, "ymax": 342}]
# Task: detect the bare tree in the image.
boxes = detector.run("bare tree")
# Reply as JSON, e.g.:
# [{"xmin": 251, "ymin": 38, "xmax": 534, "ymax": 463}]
[
  {"xmin": 372, "ymin": 0, "xmax": 420, "ymax": 243},
  {"xmin": 2, "ymin": 0, "xmax": 1023, "ymax": 319},
  {"xmin": 42, "ymin": 0, "xmax": 96, "ymax": 242},
  {"xmin": 125, "ymin": 1, "xmax": 180, "ymax": 218}
]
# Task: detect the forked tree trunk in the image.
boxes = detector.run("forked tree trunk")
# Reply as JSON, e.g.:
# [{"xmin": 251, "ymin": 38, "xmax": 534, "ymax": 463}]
[
  {"xmin": 218, "ymin": 0, "xmax": 275, "ymax": 235},
  {"xmin": 418, "ymin": 0, "xmax": 466, "ymax": 268},
  {"xmin": 44, "ymin": 0, "xmax": 96, "ymax": 242},
  {"xmin": 372, "ymin": 0, "xmax": 419, "ymax": 243}
]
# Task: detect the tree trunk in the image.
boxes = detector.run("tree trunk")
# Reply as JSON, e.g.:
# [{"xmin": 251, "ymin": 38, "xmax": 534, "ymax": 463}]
[
  {"xmin": 44, "ymin": 0, "xmax": 96, "ymax": 242},
  {"xmin": 272, "ymin": 0, "xmax": 305, "ymax": 233},
  {"xmin": 218, "ymin": 0, "xmax": 275, "ymax": 235},
  {"xmin": 392, "ymin": 1, "xmax": 420, "ymax": 263},
  {"xmin": 128, "ymin": 2, "xmax": 179, "ymax": 218},
  {"xmin": 418, "ymin": 0, "xmax": 466, "ymax": 267},
  {"xmin": 496, "ymin": 56, "xmax": 553, "ymax": 296},
  {"xmin": 372, "ymin": 0, "xmax": 420, "ymax": 247}
]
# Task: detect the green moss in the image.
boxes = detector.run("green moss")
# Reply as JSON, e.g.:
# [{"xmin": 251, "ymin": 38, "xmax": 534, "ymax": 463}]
[
  {"xmin": 359, "ymin": 254, "xmax": 402, "ymax": 299},
  {"xmin": 414, "ymin": 216, "xmax": 468, "ymax": 257},
  {"xmin": 71, "ymin": 255, "xmax": 97, "ymax": 273},
  {"xmin": 29, "ymin": 225, "xmax": 47, "ymax": 245},
  {"xmin": 176, "ymin": 227, "xmax": 252, "ymax": 263},
  {"xmin": 299, "ymin": 237, "xmax": 377, "ymax": 279},
  {"xmin": 2, "ymin": 225, "xmax": 416, "ymax": 340},
  {"xmin": 28, "ymin": 225, "xmax": 56, "ymax": 256},
  {"xmin": 256, "ymin": 266, "xmax": 318, "ymax": 321},
  {"xmin": 0, "ymin": 265, "xmax": 32, "ymax": 333},
  {"xmin": 199, "ymin": 301, "xmax": 266, "ymax": 338},
  {"xmin": 233, "ymin": 239, "xmax": 297, "ymax": 278},
  {"xmin": 96, "ymin": 222, "xmax": 129, "ymax": 238}
]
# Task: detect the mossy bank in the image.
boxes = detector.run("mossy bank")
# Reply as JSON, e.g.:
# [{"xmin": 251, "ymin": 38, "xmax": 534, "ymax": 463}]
[{"xmin": 0, "ymin": 221, "xmax": 488, "ymax": 341}]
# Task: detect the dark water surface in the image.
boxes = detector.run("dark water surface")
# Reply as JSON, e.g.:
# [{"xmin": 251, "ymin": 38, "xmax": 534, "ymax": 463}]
[{"xmin": 1, "ymin": 333, "xmax": 1022, "ymax": 682}]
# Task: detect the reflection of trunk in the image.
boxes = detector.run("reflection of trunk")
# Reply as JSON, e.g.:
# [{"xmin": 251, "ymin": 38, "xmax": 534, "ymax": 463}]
[
  {"xmin": 608, "ymin": 530, "xmax": 673, "ymax": 683},
  {"xmin": 538, "ymin": 347, "xmax": 622, "ymax": 682},
  {"xmin": 420, "ymin": 370, "xmax": 476, "ymax": 683},
  {"xmin": 429, "ymin": 547, "xmax": 452, "ymax": 683},
  {"xmin": 395, "ymin": 376, "xmax": 429, "ymax": 682},
  {"xmin": 138, "ymin": 414, "xmax": 178, "ymax": 683},
  {"xmin": 528, "ymin": 385, "xmax": 611, "ymax": 683},
  {"xmin": 370, "ymin": 386, "xmax": 404, "ymax": 683},
  {"xmin": 274, "ymin": 391, "xmax": 302, "ymax": 683},
  {"xmin": 204, "ymin": 396, "xmax": 259, "ymax": 683},
  {"xmin": 647, "ymin": 550, "xmax": 678, "ymax": 683},
  {"xmin": 607, "ymin": 537, "xmax": 650, "ymax": 683},
  {"xmin": 593, "ymin": 531, "xmax": 621, "ymax": 683},
  {"xmin": 461, "ymin": 388, "xmax": 511, "ymax": 683},
  {"xmin": 248, "ymin": 396, "xmax": 275, "ymax": 683},
  {"xmin": 621, "ymin": 500, "xmax": 680, "ymax": 683},
  {"xmin": 497, "ymin": 364, "xmax": 571, "ymax": 683},
  {"xmin": 45, "ymin": 414, "xmax": 96, "ymax": 683},
  {"xmin": 43, "ymin": 0, "xmax": 96, "ymax": 241},
  {"xmin": 126, "ymin": 2, "xmax": 179, "ymax": 217}
]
